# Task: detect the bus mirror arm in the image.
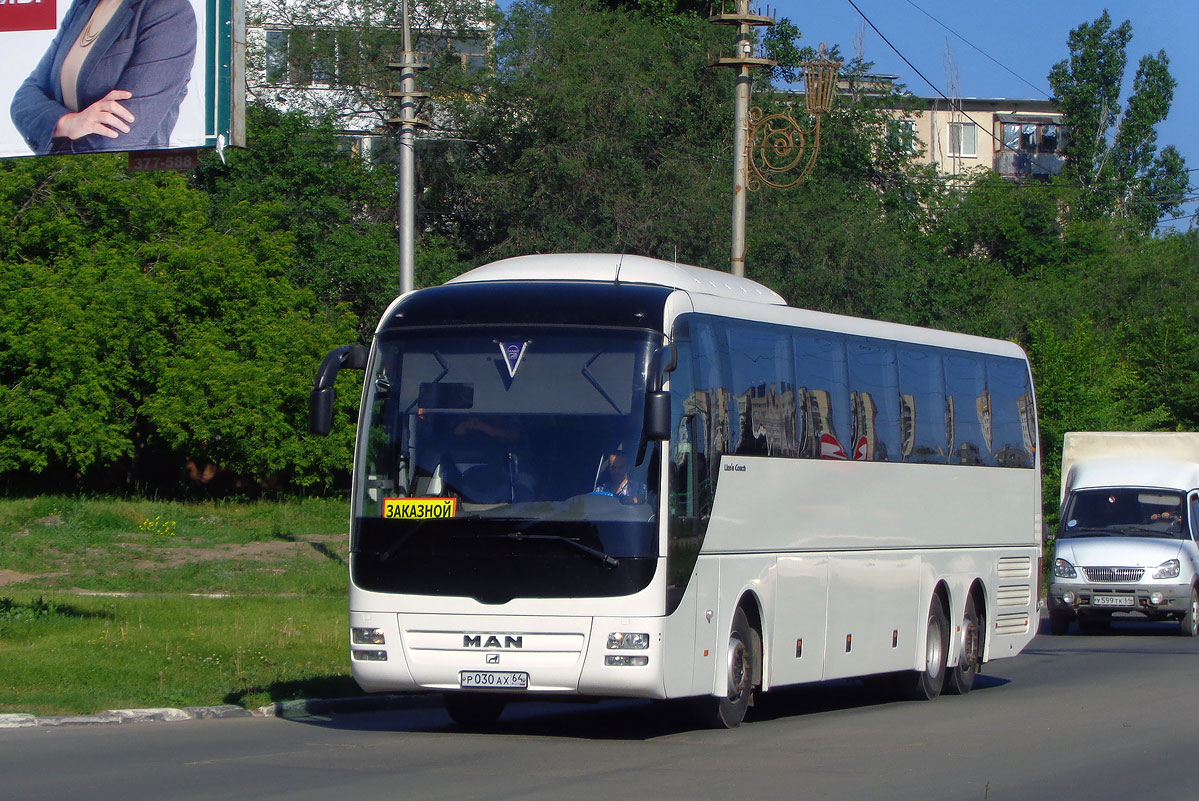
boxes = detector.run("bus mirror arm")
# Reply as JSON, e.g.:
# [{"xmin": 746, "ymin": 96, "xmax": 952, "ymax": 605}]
[
  {"xmin": 648, "ymin": 343, "xmax": 677, "ymax": 393},
  {"xmin": 308, "ymin": 345, "xmax": 369, "ymax": 436}
]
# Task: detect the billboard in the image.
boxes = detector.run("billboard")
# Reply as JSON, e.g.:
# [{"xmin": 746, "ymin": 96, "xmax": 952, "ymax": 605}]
[{"xmin": 0, "ymin": 0, "xmax": 242, "ymax": 159}]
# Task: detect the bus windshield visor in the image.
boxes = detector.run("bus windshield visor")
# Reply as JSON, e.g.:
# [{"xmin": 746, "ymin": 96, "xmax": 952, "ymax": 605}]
[
  {"xmin": 350, "ymin": 328, "xmax": 663, "ymax": 601},
  {"xmin": 1060, "ymin": 488, "xmax": 1188, "ymax": 540}
]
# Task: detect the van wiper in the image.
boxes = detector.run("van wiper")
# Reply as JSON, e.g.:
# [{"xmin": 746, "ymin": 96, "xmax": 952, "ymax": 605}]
[
  {"xmin": 1062, "ymin": 527, "xmax": 1112, "ymax": 537},
  {"xmin": 494, "ymin": 532, "xmax": 619, "ymax": 569},
  {"xmin": 1117, "ymin": 525, "xmax": 1180, "ymax": 537}
]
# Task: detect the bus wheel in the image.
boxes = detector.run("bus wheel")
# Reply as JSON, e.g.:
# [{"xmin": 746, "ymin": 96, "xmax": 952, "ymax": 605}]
[
  {"xmin": 1179, "ymin": 588, "xmax": 1198, "ymax": 637},
  {"xmin": 443, "ymin": 693, "xmax": 505, "ymax": 727},
  {"xmin": 693, "ymin": 607, "xmax": 756, "ymax": 728},
  {"xmin": 945, "ymin": 595, "xmax": 982, "ymax": 695},
  {"xmin": 898, "ymin": 596, "xmax": 948, "ymax": 701}
]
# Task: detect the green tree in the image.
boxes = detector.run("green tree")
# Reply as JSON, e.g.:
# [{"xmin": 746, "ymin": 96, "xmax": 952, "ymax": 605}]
[
  {"xmin": 1026, "ymin": 317, "xmax": 1170, "ymax": 514},
  {"xmin": 193, "ymin": 104, "xmax": 400, "ymax": 332},
  {"xmin": 427, "ymin": 1, "xmax": 732, "ymax": 265},
  {"xmin": 1048, "ymin": 11, "xmax": 1188, "ymax": 232},
  {"xmin": 0, "ymin": 155, "xmax": 360, "ymax": 492}
]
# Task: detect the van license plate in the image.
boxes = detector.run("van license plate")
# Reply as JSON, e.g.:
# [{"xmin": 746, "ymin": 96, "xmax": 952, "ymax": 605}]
[
  {"xmin": 1092, "ymin": 595, "xmax": 1134, "ymax": 608},
  {"xmin": 460, "ymin": 671, "xmax": 528, "ymax": 689}
]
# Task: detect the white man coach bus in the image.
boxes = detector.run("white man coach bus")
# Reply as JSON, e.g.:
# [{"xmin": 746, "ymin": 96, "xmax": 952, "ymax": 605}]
[{"xmin": 309, "ymin": 254, "xmax": 1042, "ymax": 728}]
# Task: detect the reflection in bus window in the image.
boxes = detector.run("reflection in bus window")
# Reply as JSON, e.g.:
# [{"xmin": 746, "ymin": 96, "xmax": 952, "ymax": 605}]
[
  {"xmin": 847, "ymin": 339, "xmax": 901, "ymax": 461},
  {"xmin": 794, "ymin": 333, "xmax": 850, "ymax": 459},
  {"xmin": 727, "ymin": 323, "xmax": 799, "ymax": 457},
  {"xmin": 945, "ymin": 354, "xmax": 991, "ymax": 465},
  {"xmin": 898, "ymin": 348, "xmax": 948, "ymax": 463}
]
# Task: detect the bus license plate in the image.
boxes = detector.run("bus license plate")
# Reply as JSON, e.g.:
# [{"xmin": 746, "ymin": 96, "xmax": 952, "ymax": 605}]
[
  {"xmin": 1092, "ymin": 595, "xmax": 1134, "ymax": 608},
  {"xmin": 460, "ymin": 671, "xmax": 528, "ymax": 689}
]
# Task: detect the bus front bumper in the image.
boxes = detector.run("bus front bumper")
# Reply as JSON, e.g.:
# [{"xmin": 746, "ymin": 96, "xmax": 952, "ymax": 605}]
[{"xmin": 348, "ymin": 611, "xmax": 668, "ymax": 699}]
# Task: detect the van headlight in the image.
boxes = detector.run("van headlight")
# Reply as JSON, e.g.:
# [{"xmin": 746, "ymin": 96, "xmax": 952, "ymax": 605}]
[
  {"xmin": 1153, "ymin": 559, "xmax": 1181, "ymax": 579},
  {"xmin": 1053, "ymin": 558, "xmax": 1077, "ymax": 579}
]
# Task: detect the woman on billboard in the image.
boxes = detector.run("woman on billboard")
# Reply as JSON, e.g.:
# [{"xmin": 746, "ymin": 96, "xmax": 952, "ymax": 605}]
[{"xmin": 10, "ymin": 0, "xmax": 196, "ymax": 155}]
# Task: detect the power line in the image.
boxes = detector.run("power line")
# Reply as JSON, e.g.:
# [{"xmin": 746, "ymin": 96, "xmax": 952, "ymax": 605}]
[
  {"xmin": 842, "ymin": 0, "xmax": 1063, "ymax": 176},
  {"xmin": 898, "ymin": 0, "xmax": 1052, "ymax": 100}
]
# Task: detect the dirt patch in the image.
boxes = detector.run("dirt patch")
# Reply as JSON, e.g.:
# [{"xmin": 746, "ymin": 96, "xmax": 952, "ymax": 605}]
[
  {"xmin": 117, "ymin": 536, "xmax": 347, "ymax": 568},
  {"xmin": 1, "ymin": 534, "xmax": 347, "ymax": 589},
  {"xmin": 0, "ymin": 569, "xmax": 38, "ymax": 587}
]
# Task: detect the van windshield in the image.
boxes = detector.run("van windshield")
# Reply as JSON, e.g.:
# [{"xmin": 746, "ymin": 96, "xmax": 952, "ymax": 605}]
[{"xmin": 1060, "ymin": 488, "xmax": 1189, "ymax": 540}]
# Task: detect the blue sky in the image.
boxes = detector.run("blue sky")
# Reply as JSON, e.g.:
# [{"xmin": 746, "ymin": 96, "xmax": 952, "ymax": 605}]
[{"xmin": 765, "ymin": 0, "xmax": 1198, "ymax": 228}]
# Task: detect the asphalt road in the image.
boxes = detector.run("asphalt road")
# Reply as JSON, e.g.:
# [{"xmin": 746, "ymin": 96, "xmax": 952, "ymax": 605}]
[{"xmin": 4, "ymin": 616, "xmax": 1198, "ymax": 801}]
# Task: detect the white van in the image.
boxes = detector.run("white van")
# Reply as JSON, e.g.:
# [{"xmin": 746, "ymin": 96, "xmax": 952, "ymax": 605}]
[{"xmin": 1049, "ymin": 432, "xmax": 1199, "ymax": 636}]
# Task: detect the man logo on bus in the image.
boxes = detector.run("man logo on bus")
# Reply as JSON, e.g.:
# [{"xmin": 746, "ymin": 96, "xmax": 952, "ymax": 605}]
[
  {"xmin": 464, "ymin": 634, "xmax": 524, "ymax": 649},
  {"xmin": 498, "ymin": 341, "xmax": 529, "ymax": 378}
]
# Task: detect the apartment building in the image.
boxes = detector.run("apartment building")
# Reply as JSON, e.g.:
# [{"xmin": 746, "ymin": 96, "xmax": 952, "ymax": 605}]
[
  {"xmin": 245, "ymin": 0, "xmax": 492, "ymax": 152},
  {"xmin": 904, "ymin": 96, "xmax": 1064, "ymax": 180}
]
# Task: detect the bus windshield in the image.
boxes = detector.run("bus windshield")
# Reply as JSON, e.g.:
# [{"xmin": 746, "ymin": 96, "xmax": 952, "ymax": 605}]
[{"xmin": 351, "ymin": 327, "xmax": 663, "ymax": 602}]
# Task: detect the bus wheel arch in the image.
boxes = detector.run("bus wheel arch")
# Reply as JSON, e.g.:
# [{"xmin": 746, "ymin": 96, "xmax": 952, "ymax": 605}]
[
  {"xmin": 945, "ymin": 581, "xmax": 986, "ymax": 695},
  {"xmin": 695, "ymin": 596, "xmax": 762, "ymax": 729},
  {"xmin": 898, "ymin": 584, "xmax": 950, "ymax": 701}
]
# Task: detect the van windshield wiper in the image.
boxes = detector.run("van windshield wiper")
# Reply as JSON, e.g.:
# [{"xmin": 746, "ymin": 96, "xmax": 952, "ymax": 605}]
[{"xmin": 492, "ymin": 532, "xmax": 620, "ymax": 569}]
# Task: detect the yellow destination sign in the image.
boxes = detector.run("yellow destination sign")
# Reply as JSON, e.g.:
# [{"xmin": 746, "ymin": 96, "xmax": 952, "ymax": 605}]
[{"xmin": 382, "ymin": 497, "xmax": 458, "ymax": 520}]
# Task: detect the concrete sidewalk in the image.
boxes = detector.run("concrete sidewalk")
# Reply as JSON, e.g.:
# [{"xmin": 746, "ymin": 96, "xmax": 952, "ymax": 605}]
[{"xmin": 0, "ymin": 693, "xmax": 442, "ymax": 730}]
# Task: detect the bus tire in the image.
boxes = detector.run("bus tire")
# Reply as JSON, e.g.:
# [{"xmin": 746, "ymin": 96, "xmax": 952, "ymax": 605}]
[
  {"xmin": 945, "ymin": 594, "xmax": 982, "ymax": 695},
  {"xmin": 898, "ymin": 595, "xmax": 948, "ymax": 701},
  {"xmin": 443, "ymin": 693, "xmax": 505, "ymax": 727},
  {"xmin": 693, "ymin": 607, "xmax": 756, "ymax": 728},
  {"xmin": 1179, "ymin": 587, "xmax": 1198, "ymax": 637}
]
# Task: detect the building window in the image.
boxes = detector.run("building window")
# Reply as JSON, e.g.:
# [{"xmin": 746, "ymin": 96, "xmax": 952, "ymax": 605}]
[
  {"xmin": 888, "ymin": 119, "xmax": 919, "ymax": 155},
  {"xmin": 948, "ymin": 121, "xmax": 977, "ymax": 158},
  {"xmin": 1002, "ymin": 122, "xmax": 1063, "ymax": 154},
  {"xmin": 265, "ymin": 29, "xmax": 288, "ymax": 83}
]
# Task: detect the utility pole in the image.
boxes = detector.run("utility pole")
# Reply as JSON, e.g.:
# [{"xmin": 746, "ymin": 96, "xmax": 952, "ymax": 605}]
[
  {"xmin": 388, "ymin": 0, "xmax": 428, "ymax": 295},
  {"xmin": 709, "ymin": 0, "xmax": 776, "ymax": 278}
]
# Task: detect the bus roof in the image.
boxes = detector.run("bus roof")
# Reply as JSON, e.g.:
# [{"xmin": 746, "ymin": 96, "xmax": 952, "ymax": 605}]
[{"xmin": 447, "ymin": 254, "xmax": 787, "ymax": 306}]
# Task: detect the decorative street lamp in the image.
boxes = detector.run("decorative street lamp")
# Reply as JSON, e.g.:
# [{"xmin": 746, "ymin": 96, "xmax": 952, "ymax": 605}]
[
  {"xmin": 747, "ymin": 44, "xmax": 840, "ymax": 191},
  {"xmin": 710, "ymin": 0, "xmax": 840, "ymax": 277}
]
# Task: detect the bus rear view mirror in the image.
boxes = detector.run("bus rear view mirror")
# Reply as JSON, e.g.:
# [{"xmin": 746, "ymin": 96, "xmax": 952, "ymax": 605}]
[
  {"xmin": 644, "ymin": 391, "xmax": 671, "ymax": 441},
  {"xmin": 309, "ymin": 345, "xmax": 369, "ymax": 436}
]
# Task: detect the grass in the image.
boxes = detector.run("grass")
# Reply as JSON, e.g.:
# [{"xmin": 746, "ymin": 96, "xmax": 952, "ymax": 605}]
[{"xmin": 0, "ymin": 497, "xmax": 366, "ymax": 716}]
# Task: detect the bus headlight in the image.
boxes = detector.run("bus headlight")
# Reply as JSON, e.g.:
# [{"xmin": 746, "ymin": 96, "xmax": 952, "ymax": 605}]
[
  {"xmin": 1053, "ymin": 558, "xmax": 1077, "ymax": 579},
  {"xmin": 352, "ymin": 627, "xmax": 386, "ymax": 645},
  {"xmin": 1153, "ymin": 559, "xmax": 1181, "ymax": 579},
  {"xmin": 607, "ymin": 632, "xmax": 650, "ymax": 650}
]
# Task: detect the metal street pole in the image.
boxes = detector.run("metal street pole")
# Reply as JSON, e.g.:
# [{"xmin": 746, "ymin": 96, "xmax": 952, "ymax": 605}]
[
  {"xmin": 709, "ymin": 0, "xmax": 775, "ymax": 277},
  {"xmin": 731, "ymin": 60, "xmax": 752, "ymax": 278},
  {"xmin": 398, "ymin": 0, "xmax": 417, "ymax": 295},
  {"xmin": 390, "ymin": 0, "xmax": 428, "ymax": 295}
]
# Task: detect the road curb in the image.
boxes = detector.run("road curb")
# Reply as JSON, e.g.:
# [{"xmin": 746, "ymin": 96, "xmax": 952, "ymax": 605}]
[{"xmin": 0, "ymin": 694, "xmax": 442, "ymax": 731}]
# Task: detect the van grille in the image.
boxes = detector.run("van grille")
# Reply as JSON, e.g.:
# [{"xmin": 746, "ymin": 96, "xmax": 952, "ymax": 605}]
[{"xmin": 1082, "ymin": 567, "xmax": 1144, "ymax": 583}]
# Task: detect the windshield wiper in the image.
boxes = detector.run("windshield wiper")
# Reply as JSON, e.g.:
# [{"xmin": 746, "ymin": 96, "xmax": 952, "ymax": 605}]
[
  {"xmin": 1061, "ymin": 527, "xmax": 1112, "ymax": 538},
  {"xmin": 1116, "ymin": 525, "xmax": 1181, "ymax": 537},
  {"xmin": 494, "ymin": 532, "xmax": 620, "ymax": 569}
]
